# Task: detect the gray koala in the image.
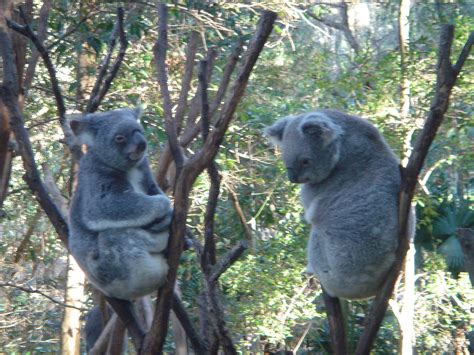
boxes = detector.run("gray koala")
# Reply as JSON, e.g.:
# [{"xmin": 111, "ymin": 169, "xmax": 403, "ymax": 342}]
[
  {"xmin": 68, "ymin": 108, "xmax": 172, "ymax": 300},
  {"xmin": 265, "ymin": 109, "xmax": 414, "ymax": 299}
]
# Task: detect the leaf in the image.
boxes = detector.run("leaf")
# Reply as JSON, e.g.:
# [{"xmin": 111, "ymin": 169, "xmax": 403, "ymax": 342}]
[{"xmin": 438, "ymin": 235, "xmax": 464, "ymax": 273}]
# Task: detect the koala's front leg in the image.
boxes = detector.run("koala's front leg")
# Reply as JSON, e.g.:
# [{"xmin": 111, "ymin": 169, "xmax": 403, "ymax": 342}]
[{"xmin": 83, "ymin": 191, "xmax": 171, "ymax": 232}]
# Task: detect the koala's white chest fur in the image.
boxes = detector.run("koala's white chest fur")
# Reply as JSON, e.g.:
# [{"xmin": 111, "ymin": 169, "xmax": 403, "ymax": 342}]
[{"xmin": 127, "ymin": 168, "xmax": 146, "ymax": 194}]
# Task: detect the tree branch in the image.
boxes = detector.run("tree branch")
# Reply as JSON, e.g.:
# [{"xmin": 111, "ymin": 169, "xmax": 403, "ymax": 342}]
[
  {"xmin": 175, "ymin": 30, "xmax": 199, "ymax": 130},
  {"xmin": 86, "ymin": 7, "xmax": 128, "ymax": 113},
  {"xmin": 355, "ymin": 25, "xmax": 473, "ymax": 355},
  {"xmin": 209, "ymin": 240, "xmax": 248, "ymax": 283},
  {"xmin": 6, "ymin": 16, "xmax": 66, "ymax": 125},
  {"xmin": 0, "ymin": 282, "xmax": 86, "ymax": 311},
  {"xmin": 153, "ymin": 4, "xmax": 184, "ymax": 172},
  {"xmin": 193, "ymin": 10, "xmax": 277, "ymax": 170},
  {"xmin": 0, "ymin": 86, "xmax": 69, "ymax": 244},
  {"xmin": 172, "ymin": 293, "xmax": 208, "ymax": 354}
]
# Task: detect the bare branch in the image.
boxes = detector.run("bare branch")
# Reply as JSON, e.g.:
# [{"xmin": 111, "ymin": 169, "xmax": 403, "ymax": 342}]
[
  {"xmin": 6, "ymin": 18, "xmax": 66, "ymax": 125},
  {"xmin": 172, "ymin": 293, "xmax": 208, "ymax": 354},
  {"xmin": 0, "ymin": 282, "xmax": 86, "ymax": 311},
  {"xmin": 105, "ymin": 297, "xmax": 145, "ymax": 353},
  {"xmin": 194, "ymin": 10, "xmax": 277, "ymax": 170},
  {"xmin": 209, "ymin": 241, "xmax": 247, "ymax": 283},
  {"xmin": 23, "ymin": 0, "xmax": 51, "ymax": 94},
  {"xmin": 227, "ymin": 185, "xmax": 253, "ymax": 248},
  {"xmin": 46, "ymin": 11, "xmax": 100, "ymax": 50},
  {"xmin": 88, "ymin": 313, "xmax": 118, "ymax": 355},
  {"xmin": 0, "ymin": 86, "xmax": 69, "ymax": 244},
  {"xmin": 175, "ymin": 31, "xmax": 199, "ymax": 129},
  {"xmin": 86, "ymin": 7, "xmax": 127, "ymax": 113},
  {"xmin": 153, "ymin": 4, "xmax": 184, "ymax": 171},
  {"xmin": 355, "ymin": 25, "xmax": 473, "ymax": 354}
]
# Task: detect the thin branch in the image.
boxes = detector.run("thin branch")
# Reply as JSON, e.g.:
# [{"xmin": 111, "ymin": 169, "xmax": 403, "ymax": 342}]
[
  {"xmin": 0, "ymin": 282, "xmax": 86, "ymax": 311},
  {"xmin": 175, "ymin": 30, "xmax": 199, "ymax": 129},
  {"xmin": 227, "ymin": 184, "xmax": 253, "ymax": 248},
  {"xmin": 172, "ymin": 293, "xmax": 208, "ymax": 354},
  {"xmin": 23, "ymin": 0, "xmax": 51, "ymax": 94},
  {"xmin": 453, "ymin": 31, "xmax": 474, "ymax": 74},
  {"xmin": 209, "ymin": 241, "xmax": 248, "ymax": 283},
  {"xmin": 105, "ymin": 297, "xmax": 145, "ymax": 353},
  {"xmin": 194, "ymin": 10, "xmax": 277, "ymax": 170},
  {"xmin": 355, "ymin": 25, "xmax": 473, "ymax": 355},
  {"xmin": 0, "ymin": 86, "xmax": 69, "ymax": 244},
  {"xmin": 88, "ymin": 313, "xmax": 118, "ymax": 355},
  {"xmin": 86, "ymin": 7, "xmax": 128, "ymax": 112},
  {"xmin": 86, "ymin": 7, "xmax": 127, "ymax": 113},
  {"xmin": 199, "ymin": 60, "xmax": 210, "ymax": 142},
  {"xmin": 13, "ymin": 208, "xmax": 42, "ymax": 263},
  {"xmin": 6, "ymin": 18, "xmax": 66, "ymax": 125},
  {"xmin": 153, "ymin": 4, "xmax": 184, "ymax": 171},
  {"xmin": 322, "ymin": 290, "xmax": 347, "ymax": 354},
  {"xmin": 46, "ymin": 11, "xmax": 100, "ymax": 50}
]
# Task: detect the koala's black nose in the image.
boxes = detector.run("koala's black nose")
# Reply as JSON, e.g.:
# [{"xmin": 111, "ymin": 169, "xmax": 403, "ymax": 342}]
[
  {"xmin": 287, "ymin": 168, "xmax": 299, "ymax": 183},
  {"xmin": 137, "ymin": 141, "xmax": 146, "ymax": 153}
]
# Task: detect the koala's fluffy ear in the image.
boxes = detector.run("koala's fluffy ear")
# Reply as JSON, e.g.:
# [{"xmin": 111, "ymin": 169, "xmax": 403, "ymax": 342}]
[
  {"xmin": 133, "ymin": 106, "xmax": 143, "ymax": 122},
  {"xmin": 264, "ymin": 116, "xmax": 292, "ymax": 146},
  {"xmin": 68, "ymin": 115, "xmax": 96, "ymax": 147},
  {"xmin": 300, "ymin": 113, "xmax": 343, "ymax": 146}
]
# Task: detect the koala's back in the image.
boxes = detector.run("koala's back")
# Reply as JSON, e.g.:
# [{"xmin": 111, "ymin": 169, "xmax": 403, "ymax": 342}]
[{"xmin": 303, "ymin": 110, "xmax": 402, "ymax": 299}]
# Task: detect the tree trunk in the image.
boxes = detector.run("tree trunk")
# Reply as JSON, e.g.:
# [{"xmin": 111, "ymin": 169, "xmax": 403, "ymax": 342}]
[
  {"xmin": 60, "ymin": 255, "xmax": 86, "ymax": 355},
  {"xmin": 398, "ymin": 1, "xmax": 415, "ymax": 354}
]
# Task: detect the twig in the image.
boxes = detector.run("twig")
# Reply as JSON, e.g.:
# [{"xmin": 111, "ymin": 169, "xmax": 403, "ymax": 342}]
[
  {"xmin": 0, "ymin": 86, "xmax": 69, "ymax": 244},
  {"xmin": 6, "ymin": 17, "xmax": 66, "ymax": 125},
  {"xmin": 86, "ymin": 7, "xmax": 128, "ymax": 113},
  {"xmin": 226, "ymin": 184, "xmax": 253, "ymax": 248},
  {"xmin": 0, "ymin": 282, "xmax": 86, "ymax": 311},
  {"xmin": 209, "ymin": 241, "xmax": 248, "ymax": 283},
  {"xmin": 355, "ymin": 25, "xmax": 473, "ymax": 355},
  {"xmin": 175, "ymin": 31, "xmax": 199, "ymax": 129},
  {"xmin": 105, "ymin": 297, "xmax": 145, "ymax": 353},
  {"xmin": 194, "ymin": 10, "xmax": 277, "ymax": 169},
  {"xmin": 88, "ymin": 313, "xmax": 118, "ymax": 355},
  {"xmin": 46, "ymin": 11, "xmax": 100, "ymax": 50},
  {"xmin": 153, "ymin": 4, "xmax": 184, "ymax": 171},
  {"xmin": 172, "ymin": 292, "xmax": 208, "ymax": 354},
  {"xmin": 23, "ymin": 0, "xmax": 51, "ymax": 94}
]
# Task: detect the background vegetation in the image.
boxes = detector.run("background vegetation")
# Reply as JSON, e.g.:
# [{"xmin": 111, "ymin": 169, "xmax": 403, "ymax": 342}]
[{"xmin": 0, "ymin": 1, "xmax": 472, "ymax": 353}]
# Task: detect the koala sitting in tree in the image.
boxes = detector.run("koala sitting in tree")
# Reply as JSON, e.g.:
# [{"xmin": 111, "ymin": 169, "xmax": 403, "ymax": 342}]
[
  {"xmin": 265, "ymin": 109, "xmax": 414, "ymax": 300},
  {"xmin": 68, "ymin": 108, "xmax": 172, "ymax": 300}
]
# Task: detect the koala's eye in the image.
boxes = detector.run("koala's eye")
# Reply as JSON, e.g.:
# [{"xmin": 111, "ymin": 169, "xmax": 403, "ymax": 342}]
[
  {"xmin": 115, "ymin": 135, "xmax": 126, "ymax": 143},
  {"xmin": 301, "ymin": 158, "xmax": 311, "ymax": 167}
]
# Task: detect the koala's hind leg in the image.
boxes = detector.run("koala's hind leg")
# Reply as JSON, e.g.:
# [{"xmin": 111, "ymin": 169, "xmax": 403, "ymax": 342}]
[{"xmin": 88, "ymin": 229, "xmax": 169, "ymax": 300}]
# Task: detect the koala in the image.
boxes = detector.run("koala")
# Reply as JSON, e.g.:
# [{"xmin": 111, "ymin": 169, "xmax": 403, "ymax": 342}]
[
  {"xmin": 68, "ymin": 108, "xmax": 172, "ymax": 300},
  {"xmin": 265, "ymin": 109, "xmax": 415, "ymax": 300}
]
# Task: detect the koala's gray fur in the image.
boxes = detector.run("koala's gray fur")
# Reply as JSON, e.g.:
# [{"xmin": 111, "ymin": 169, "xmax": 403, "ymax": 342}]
[
  {"xmin": 69, "ymin": 108, "xmax": 172, "ymax": 300},
  {"xmin": 265, "ymin": 109, "xmax": 414, "ymax": 299}
]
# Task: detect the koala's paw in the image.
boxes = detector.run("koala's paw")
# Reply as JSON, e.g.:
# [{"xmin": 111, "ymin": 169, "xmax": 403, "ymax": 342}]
[
  {"xmin": 145, "ymin": 209, "xmax": 172, "ymax": 233},
  {"xmin": 150, "ymin": 194, "xmax": 172, "ymax": 215}
]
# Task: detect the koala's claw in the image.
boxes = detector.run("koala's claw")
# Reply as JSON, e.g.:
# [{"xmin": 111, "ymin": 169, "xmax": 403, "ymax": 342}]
[{"xmin": 145, "ymin": 210, "xmax": 172, "ymax": 233}]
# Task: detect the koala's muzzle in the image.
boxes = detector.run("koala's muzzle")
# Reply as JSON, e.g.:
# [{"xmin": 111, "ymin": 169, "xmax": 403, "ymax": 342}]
[
  {"xmin": 286, "ymin": 167, "xmax": 299, "ymax": 183},
  {"xmin": 127, "ymin": 132, "xmax": 147, "ymax": 161}
]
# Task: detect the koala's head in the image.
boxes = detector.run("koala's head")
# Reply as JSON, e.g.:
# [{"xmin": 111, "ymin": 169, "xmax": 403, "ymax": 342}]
[
  {"xmin": 265, "ymin": 111, "xmax": 344, "ymax": 184},
  {"xmin": 69, "ymin": 107, "xmax": 147, "ymax": 171}
]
